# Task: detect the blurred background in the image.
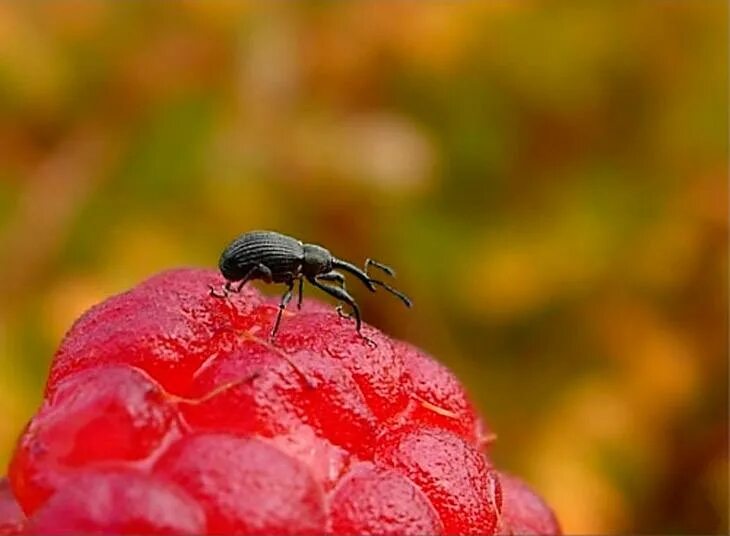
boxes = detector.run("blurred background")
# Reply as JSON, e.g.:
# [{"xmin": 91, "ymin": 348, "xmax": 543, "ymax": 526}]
[{"xmin": 0, "ymin": 1, "xmax": 726, "ymax": 533}]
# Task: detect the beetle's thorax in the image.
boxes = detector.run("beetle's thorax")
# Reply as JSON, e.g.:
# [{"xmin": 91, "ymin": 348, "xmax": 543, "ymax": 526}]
[{"xmin": 302, "ymin": 244, "xmax": 333, "ymax": 277}]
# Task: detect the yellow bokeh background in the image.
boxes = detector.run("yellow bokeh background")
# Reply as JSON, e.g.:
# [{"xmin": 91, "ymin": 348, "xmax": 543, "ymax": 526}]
[{"xmin": 0, "ymin": 2, "xmax": 726, "ymax": 533}]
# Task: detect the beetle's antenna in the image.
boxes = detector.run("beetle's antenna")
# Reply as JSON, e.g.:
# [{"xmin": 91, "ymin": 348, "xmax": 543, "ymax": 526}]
[
  {"xmin": 365, "ymin": 258, "xmax": 396, "ymax": 277},
  {"xmin": 367, "ymin": 278, "xmax": 412, "ymax": 307},
  {"xmin": 333, "ymin": 259, "xmax": 412, "ymax": 308}
]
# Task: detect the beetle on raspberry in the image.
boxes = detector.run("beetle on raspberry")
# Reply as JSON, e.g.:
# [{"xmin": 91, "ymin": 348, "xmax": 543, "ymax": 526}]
[{"xmin": 210, "ymin": 230, "xmax": 412, "ymax": 344}]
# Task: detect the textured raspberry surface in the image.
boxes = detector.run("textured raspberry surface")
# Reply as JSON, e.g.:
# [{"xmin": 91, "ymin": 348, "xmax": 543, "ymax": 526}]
[
  {"xmin": 155, "ymin": 433, "xmax": 325, "ymax": 534},
  {"xmin": 7, "ymin": 268, "xmax": 560, "ymax": 534},
  {"xmin": 497, "ymin": 473, "xmax": 562, "ymax": 535},
  {"xmin": 28, "ymin": 469, "xmax": 206, "ymax": 535},
  {"xmin": 0, "ymin": 478, "xmax": 24, "ymax": 535},
  {"xmin": 329, "ymin": 462, "xmax": 443, "ymax": 535}
]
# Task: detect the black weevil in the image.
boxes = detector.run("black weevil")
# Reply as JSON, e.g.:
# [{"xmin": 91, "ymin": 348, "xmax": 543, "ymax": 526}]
[{"xmin": 210, "ymin": 230, "xmax": 412, "ymax": 342}]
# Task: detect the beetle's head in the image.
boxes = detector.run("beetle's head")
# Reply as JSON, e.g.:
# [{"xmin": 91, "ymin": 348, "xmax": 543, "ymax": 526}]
[{"xmin": 302, "ymin": 244, "xmax": 333, "ymax": 277}]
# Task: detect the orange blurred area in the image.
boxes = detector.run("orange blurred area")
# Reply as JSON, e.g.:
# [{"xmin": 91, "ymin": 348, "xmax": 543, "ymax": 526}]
[{"xmin": 0, "ymin": 2, "xmax": 727, "ymax": 533}]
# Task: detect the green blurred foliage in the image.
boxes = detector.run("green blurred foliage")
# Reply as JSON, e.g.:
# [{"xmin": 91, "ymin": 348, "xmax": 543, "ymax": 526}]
[{"xmin": 0, "ymin": 1, "xmax": 726, "ymax": 533}]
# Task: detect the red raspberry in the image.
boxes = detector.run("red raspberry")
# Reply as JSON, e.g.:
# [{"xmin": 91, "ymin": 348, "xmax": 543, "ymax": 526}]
[
  {"xmin": 27, "ymin": 469, "xmax": 205, "ymax": 535},
  {"xmin": 155, "ymin": 433, "xmax": 325, "ymax": 534},
  {"xmin": 396, "ymin": 341, "xmax": 487, "ymax": 446},
  {"xmin": 9, "ymin": 365, "xmax": 183, "ymax": 513},
  {"xmin": 6, "ymin": 268, "xmax": 560, "ymax": 534},
  {"xmin": 0, "ymin": 478, "xmax": 24, "ymax": 535},
  {"xmin": 497, "ymin": 473, "xmax": 562, "ymax": 535},
  {"xmin": 46, "ymin": 269, "xmax": 262, "ymax": 395},
  {"xmin": 329, "ymin": 462, "xmax": 443, "ymax": 535},
  {"xmin": 375, "ymin": 425, "xmax": 502, "ymax": 535}
]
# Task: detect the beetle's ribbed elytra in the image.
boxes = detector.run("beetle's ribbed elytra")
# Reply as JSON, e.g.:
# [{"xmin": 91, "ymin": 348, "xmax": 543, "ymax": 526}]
[{"xmin": 210, "ymin": 230, "xmax": 412, "ymax": 343}]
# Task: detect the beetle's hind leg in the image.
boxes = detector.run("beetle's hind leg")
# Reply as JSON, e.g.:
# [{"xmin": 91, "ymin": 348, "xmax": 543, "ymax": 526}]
[
  {"xmin": 210, "ymin": 263, "xmax": 274, "ymax": 300},
  {"xmin": 235, "ymin": 263, "xmax": 273, "ymax": 292},
  {"xmin": 209, "ymin": 280, "xmax": 234, "ymax": 299}
]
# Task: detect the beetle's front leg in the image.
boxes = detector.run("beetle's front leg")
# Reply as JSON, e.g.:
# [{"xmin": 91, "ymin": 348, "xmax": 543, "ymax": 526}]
[
  {"xmin": 318, "ymin": 270, "xmax": 347, "ymax": 290},
  {"xmin": 318, "ymin": 271, "xmax": 351, "ymax": 318},
  {"xmin": 309, "ymin": 275, "xmax": 376, "ymax": 347}
]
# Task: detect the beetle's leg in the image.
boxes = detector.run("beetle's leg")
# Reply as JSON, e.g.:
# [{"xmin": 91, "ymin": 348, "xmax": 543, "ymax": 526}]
[
  {"xmin": 231, "ymin": 263, "xmax": 272, "ymax": 293},
  {"xmin": 296, "ymin": 277, "xmax": 304, "ymax": 310},
  {"xmin": 317, "ymin": 271, "xmax": 351, "ymax": 318},
  {"xmin": 209, "ymin": 281, "xmax": 234, "ymax": 299},
  {"xmin": 270, "ymin": 280, "xmax": 295, "ymax": 341},
  {"xmin": 335, "ymin": 304, "xmax": 350, "ymax": 319},
  {"xmin": 317, "ymin": 270, "xmax": 347, "ymax": 289},
  {"xmin": 309, "ymin": 276, "xmax": 375, "ymax": 347},
  {"xmin": 364, "ymin": 258, "xmax": 396, "ymax": 277},
  {"xmin": 310, "ymin": 277, "xmax": 361, "ymax": 331},
  {"xmin": 257, "ymin": 264, "xmax": 274, "ymax": 284}
]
